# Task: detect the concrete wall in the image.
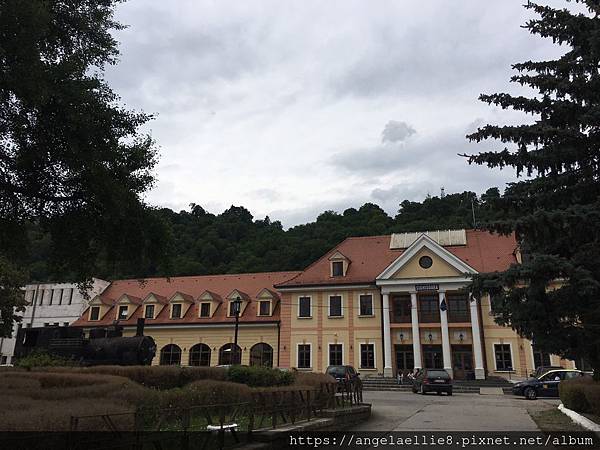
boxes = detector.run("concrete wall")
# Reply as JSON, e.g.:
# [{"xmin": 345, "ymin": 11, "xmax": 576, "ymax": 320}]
[{"xmin": 0, "ymin": 278, "xmax": 110, "ymax": 365}]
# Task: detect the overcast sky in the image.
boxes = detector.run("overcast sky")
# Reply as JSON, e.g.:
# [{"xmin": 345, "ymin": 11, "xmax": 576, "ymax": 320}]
[{"xmin": 106, "ymin": 0, "xmax": 569, "ymax": 228}]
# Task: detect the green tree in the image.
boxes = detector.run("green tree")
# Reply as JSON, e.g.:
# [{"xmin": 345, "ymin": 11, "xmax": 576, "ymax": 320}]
[
  {"xmin": 0, "ymin": 0, "xmax": 170, "ymax": 336},
  {"xmin": 466, "ymin": 1, "xmax": 600, "ymax": 378}
]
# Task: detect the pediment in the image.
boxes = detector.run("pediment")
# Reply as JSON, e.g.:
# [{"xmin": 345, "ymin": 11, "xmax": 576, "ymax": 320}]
[
  {"xmin": 169, "ymin": 291, "xmax": 194, "ymax": 303},
  {"xmin": 328, "ymin": 250, "xmax": 350, "ymax": 262},
  {"xmin": 378, "ymin": 233, "xmax": 476, "ymax": 280},
  {"xmin": 198, "ymin": 290, "xmax": 223, "ymax": 303},
  {"xmin": 142, "ymin": 292, "xmax": 168, "ymax": 304},
  {"xmin": 117, "ymin": 294, "xmax": 142, "ymax": 305},
  {"xmin": 226, "ymin": 289, "xmax": 250, "ymax": 301},
  {"xmin": 256, "ymin": 288, "xmax": 280, "ymax": 300}
]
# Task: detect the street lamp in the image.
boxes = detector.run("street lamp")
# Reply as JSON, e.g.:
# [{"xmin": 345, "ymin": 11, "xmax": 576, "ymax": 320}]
[{"xmin": 232, "ymin": 297, "xmax": 242, "ymax": 364}]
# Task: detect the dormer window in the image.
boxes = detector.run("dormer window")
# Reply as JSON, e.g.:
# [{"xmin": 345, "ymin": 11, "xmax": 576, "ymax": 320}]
[
  {"xmin": 332, "ymin": 261, "xmax": 344, "ymax": 277},
  {"xmin": 259, "ymin": 300, "xmax": 271, "ymax": 316},
  {"xmin": 144, "ymin": 304, "xmax": 155, "ymax": 319},
  {"xmin": 171, "ymin": 303, "xmax": 182, "ymax": 319},
  {"xmin": 199, "ymin": 302, "xmax": 211, "ymax": 317},
  {"xmin": 117, "ymin": 305, "xmax": 128, "ymax": 320},
  {"xmin": 90, "ymin": 306, "xmax": 100, "ymax": 321},
  {"xmin": 328, "ymin": 250, "xmax": 350, "ymax": 277},
  {"xmin": 229, "ymin": 300, "xmax": 242, "ymax": 317}
]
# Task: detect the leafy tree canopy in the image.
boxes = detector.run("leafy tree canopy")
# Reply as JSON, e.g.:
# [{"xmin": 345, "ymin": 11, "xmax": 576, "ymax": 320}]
[
  {"xmin": 0, "ymin": 0, "xmax": 170, "ymax": 336},
  {"xmin": 466, "ymin": 1, "xmax": 600, "ymax": 378}
]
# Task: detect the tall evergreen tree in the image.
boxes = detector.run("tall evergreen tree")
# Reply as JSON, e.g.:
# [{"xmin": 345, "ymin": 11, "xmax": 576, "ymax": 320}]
[
  {"xmin": 0, "ymin": 0, "xmax": 170, "ymax": 336},
  {"xmin": 466, "ymin": 1, "xmax": 600, "ymax": 379}
]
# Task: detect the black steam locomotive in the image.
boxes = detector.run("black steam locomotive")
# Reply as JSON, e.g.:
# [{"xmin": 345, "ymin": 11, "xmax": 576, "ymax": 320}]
[{"xmin": 14, "ymin": 319, "xmax": 156, "ymax": 366}]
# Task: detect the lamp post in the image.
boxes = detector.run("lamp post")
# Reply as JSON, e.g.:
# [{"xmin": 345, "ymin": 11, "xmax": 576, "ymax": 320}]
[{"xmin": 232, "ymin": 297, "xmax": 242, "ymax": 364}]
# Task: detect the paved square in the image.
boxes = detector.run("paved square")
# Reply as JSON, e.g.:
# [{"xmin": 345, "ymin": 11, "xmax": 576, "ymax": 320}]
[{"xmin": 357, "ymin": 391, "xmax": 560, "ymax": 431}]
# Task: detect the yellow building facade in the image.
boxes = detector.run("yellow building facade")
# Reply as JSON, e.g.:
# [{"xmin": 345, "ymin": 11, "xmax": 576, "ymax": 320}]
[{"xmin": 74, "ymin": 230, "xmax": 577, "ymax": 379}]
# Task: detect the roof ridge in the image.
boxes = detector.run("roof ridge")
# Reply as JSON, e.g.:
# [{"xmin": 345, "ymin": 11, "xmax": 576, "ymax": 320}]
[{"xmin": 109, "ymin": 270, "xmax": 302, "ymax": 284}]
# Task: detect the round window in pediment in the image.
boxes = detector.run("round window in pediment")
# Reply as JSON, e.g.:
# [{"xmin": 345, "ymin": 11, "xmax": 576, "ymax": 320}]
[{"xmin": 419, "ymin": 255, "xmax": 433, "ymax": 269}]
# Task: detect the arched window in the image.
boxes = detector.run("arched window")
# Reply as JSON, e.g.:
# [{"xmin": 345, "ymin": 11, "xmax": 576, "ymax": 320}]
[
  {"xmin": 189, "ymin": 343, "xmax": 211, "ymax": 366},
  {"xmin": 160, "ymin": 344, "xmax": 181, "ymax": 366},
  {"xmin": 250, "ymin": 343, "xmax": 273, "ymax": 367},
  {"xmin": 218, "ymin": 343, "xmax": 241, "ymax": 365}
]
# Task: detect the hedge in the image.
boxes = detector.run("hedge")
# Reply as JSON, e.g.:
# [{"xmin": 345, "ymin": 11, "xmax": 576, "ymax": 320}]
[
  {"xmin": 226, "ymin": 365, "xmax": 294, "ymax": 387},
  {"xmin": 559, "ymin": 377, "xmax": 600, "ymax": 416}
]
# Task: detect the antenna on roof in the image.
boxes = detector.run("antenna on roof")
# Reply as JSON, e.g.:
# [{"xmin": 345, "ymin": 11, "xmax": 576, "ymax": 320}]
[{"xmin": 440, "ymin": 187, "xmax": 445, "ymax": 198}]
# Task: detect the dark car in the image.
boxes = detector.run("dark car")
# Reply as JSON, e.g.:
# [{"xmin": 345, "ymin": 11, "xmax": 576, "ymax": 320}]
[
  {"xmin": 531, "ymin": 366, "xmax": 563, "ymax": 378},
  {"xmin": 411, "ymin": 369, "xmax": 452, "ymax": 395},
  {"xmin": 512, "ymin": 369, "xmax": 585, "ymax": 400},
  {"xmin": 326, "ymin": 365, "xmax": 361, "ymax": 391}
]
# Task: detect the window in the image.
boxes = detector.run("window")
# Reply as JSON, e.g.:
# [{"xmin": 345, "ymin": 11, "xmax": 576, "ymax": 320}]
[
  {"xmin": 297, "ymin": 344, "xmax": 311, "ymax": 368},
  {"xmin": 0, "ymin": 355, "xmax": 7, "ymax": 365},
  {"xmin": 171, "ymin": 303, "xmax": 182, "ymax": 319},
  {"xmin": 250, "ymin": 343, "xmax": 274, "ymax": 367},
  {"xmin": 43, "ymin": 322, "xmax": 50, "ymax": 327},
  {"xmin": 63, "ymin": 322, "xmax": 69, "ymax": 327},
  {"xmin": 332, "ymin": 261, "xmax": 344, "ymax": 277},
  {"xmin": 392, "ymin": 295, "xmax": 412, "ymax": 323},
  {"xmin": 160, "ymin": 344, "xmax": 181, "ymax": 365},
  {"xmin": 67, "ymin": 288, "xmax": 74, "ymax": 305},
  {"xmin": 329, "ymin": 295, "xmax": 342, "ymax": 317},
  {"xmin": 229, "ymin": 301, "xmax": 242, "ymax": 317},
  {"xmin": 533, "ymin": 347, "xmax": 551, "ymax": 369},
  {"xmin": 395, "ymin": 345, "xmax": 414, "ymax": 373},
  {"xmin": 447, "ymin": 293, "xmax": 470, "ymax": 322},
  {"xmin": 38, "ymin": 289, "xmax": 44, "ymax": 305},
  {"xmin": 218, "ymin": 343, "xmax": 241, "ymax": 365},
  {"xmin": 144, "ymin": 304, "xmax": 155, "ymax": 319},
  {"xmin": 258, "ymin": 300, "xmax": 271, "ymax": 316},
  {"xmin": 423, "ymin": 345, "xmax": 444, "ymax": 369},
  {"xmin": 49, "ymin": 289, "xmax": 54, "ymax": 305},
  {"xmin": 58, "ymin": 288, "xmax": 64, "ymax": 305},
  {"xmin": 419, "ymin": 255, "xmax": 433, "ymax": 269},
  {"xmin": 329, "ymin": 344, "xmax": 343, "ymax": 366},
  {"xmin": 418, "ymin": 293, "xmax": 440, "ymax": 322},
  {"xmin": 90, "ymin": 306, "xmax": 100, "ymax": 321},
  {"xmin": 118, "ymin": 305, "xmax": 128, "ymax": 320},
  {"xmin": 189, "ymin": 343, "xmax": 211, "ymax": 366},
  {"xmin": 359, "ymin": 295, "xmax": 373, "ymax": 316},
  {"xmin": 298, "ymin": 296, "xmax": 311, "ymax": 318},
  {"xmin": 199, "ymin": 302, "xmax": 211, "ymax": 317},
  {"xmin": 494, "ymin": 344, "xmax": 513, "ymax": 371},
  {"xmin": 360, "ymin": 343, "xmax": 375, "ymax": 369}
]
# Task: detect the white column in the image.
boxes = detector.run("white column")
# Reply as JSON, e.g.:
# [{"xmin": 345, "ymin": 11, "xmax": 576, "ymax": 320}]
[
  {"xmin": 382, "ymin": 293, "xmax": 393, "ymax": 377},
  {"xmin": 439, "ymin": 291, "xmax": 452, "ymax": 377},
  {"xmin": 470, "ymin": 296, "xmax": 485, "ymax": 379},
  {"xmin": 410, "ymin": 292, "xmax": 422, "ymax": 369}
]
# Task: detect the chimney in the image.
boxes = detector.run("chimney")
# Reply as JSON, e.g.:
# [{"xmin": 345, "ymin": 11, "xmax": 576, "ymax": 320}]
[{"xmin": 136, "ymin": 318, "xmax": 145, "ymax": 337}]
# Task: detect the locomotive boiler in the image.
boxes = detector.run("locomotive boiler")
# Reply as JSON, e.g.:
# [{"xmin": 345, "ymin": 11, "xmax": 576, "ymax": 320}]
[{"xmin": 14, "ymin": 319, "xmax": 156, "ymax": 366}]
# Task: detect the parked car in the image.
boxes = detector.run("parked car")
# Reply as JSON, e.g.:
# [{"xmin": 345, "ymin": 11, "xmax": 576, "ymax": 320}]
[
  {"xmin": 530, "ymin": 365, "xmax": 562, "ymax": 378},
  {"xmin": 411, "ymin": 369, "xmax": 453, "ymax": 395},
  {"xmin": 325, "ymin": 365, "xmax": 361, "ymax": 391},
  {"xmin": 512, "ymin": 369, "xmax": 586, "ymax": 400}
]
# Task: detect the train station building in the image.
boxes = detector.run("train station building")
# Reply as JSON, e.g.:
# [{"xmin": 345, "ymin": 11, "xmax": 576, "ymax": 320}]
[{"xmin": 69, "ymin": 229, "xmax": 577, "ymax": 379}]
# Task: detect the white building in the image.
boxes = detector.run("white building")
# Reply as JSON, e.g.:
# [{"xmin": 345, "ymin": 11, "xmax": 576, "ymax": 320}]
[{"xmin": 0, "ymin": 278, "xmax": 110, "ymax": 365}]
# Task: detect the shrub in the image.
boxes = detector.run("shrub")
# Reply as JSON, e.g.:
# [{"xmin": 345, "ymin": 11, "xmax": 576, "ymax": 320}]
[
  {"xmin": 226, "ymin": 365, "xmax": 294, "ymax": 387},
  {"xmin": 35, "ymin": 373, "xmax": 126, "ymax": 389},
  {"xmin": 76, "ymin": 365, "xmax": 228, "ymax": 389},
  {"xmin": 14, "ymin": 351, "xmax": 76, "ymax": 370},
  {"xmin": 559, "ymin": 377, "xmax": 600, "ymax": 414},
  {"xmin": 292, "ymin": 371, "xmax": 336, "ymax": 388}
]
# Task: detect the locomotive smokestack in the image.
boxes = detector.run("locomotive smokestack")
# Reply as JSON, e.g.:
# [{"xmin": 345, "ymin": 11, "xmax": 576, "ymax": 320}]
[{"xmin": 136, "ymin": 318, "xmax": 145, "ymax": 337}]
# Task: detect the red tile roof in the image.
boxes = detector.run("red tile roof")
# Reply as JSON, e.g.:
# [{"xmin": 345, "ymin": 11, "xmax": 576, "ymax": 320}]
[
  {"xmin": 276, "ymin": 230, "xmax": 518, "ymax": 288},
  {"xmin": 73, "ymin": 271, "xmax": 301, "ymax": 327}
]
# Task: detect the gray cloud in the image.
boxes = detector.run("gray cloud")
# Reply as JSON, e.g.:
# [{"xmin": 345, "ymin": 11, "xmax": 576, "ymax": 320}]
[
  {"xmin": 98, "ymin": 0, "xmax": 569, "ymax": 227},
  {"xmin": 381, "ymin": 120, "xmax": 416, "ymax": 143}
]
